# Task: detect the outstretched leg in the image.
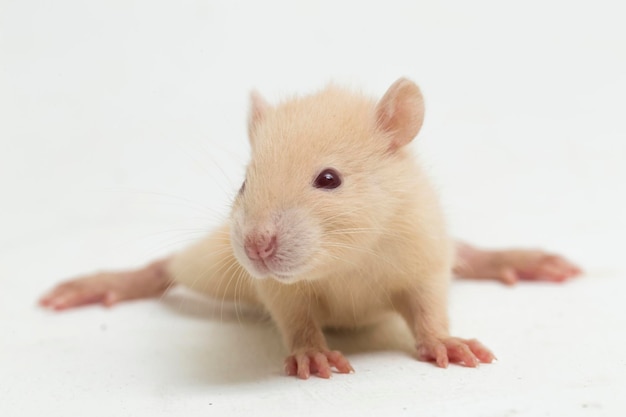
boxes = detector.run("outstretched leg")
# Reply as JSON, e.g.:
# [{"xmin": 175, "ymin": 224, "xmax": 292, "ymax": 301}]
[
  {"xmin": 40, "ymin": 224, "xmax": 260, "ymax": 310},
  {"xmin": 39, "ymin": 238, "xmax": 582, "ymax": 310},
  {"xmin": 453, "ymin": 242, "xmax": 582, "ymax": 285},
  {"xmin": 39, "ymin": 259, "xmax": 172, "ymax": 310}
]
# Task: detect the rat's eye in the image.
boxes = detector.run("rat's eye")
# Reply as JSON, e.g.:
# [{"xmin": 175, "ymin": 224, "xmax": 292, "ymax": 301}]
[
  {"xmin": 239, "ymin": 180, "xmax": 246, "ymax": 194},
  {"xmin": 314, "ymin": 169, "xmax": 342, "ymax": 190}
]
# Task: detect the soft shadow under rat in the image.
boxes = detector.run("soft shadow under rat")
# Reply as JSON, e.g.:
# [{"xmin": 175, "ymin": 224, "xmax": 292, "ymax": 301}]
[{"xmin": 161, "ymin": 288, "xmax": 416, "ymax": 384}]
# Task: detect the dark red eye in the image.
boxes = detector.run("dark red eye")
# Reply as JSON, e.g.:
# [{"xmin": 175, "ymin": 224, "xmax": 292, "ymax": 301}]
[{"xmin": 314, "ymin": 169, "xmax": 342, "ymax": 190}]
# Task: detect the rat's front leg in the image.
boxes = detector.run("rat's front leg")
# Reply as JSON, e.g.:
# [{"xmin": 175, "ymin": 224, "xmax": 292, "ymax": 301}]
[
  {"xmin": 395, "ymin": 275, "xmax": 495, "ymax": 368},
  {"xmin": 282, "ymin": 324, "xmax": 353, "ymax": 380},
  {"xmin": 257, "ymin": 282, "xmax": 354, "ymax": 379}
]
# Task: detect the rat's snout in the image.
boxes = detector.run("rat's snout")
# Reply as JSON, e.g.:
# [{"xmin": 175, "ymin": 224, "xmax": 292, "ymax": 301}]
[
  {"xmin": 244, "ymin": 231, "xmax": 277, "ymax": 261},
  {"xmin": 233, "ymin": 209, "xmax": 314, "ymax": 280}
]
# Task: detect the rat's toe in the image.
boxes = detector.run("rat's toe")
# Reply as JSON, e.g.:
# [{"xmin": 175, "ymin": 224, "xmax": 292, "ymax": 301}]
[
  {"xmin": 466, "ymin": 339, "xmax": 496, "ymax": 363},
  {"xmin": 311, "ymin": 353, "xmax": 332, "ymax": 378},
  {"xmin": 284, "ymin": 356, "xmax": 298, "ymax": 376},
  {"xmin": 498, "ymin": 267, "xmax": 519, "ymax": 285},
  {"xmin": 326, "ymin": 350, "xmax": 354, "ymax": 374},
  {"xmin": 417, "ymin": 341, "xmax": 449, "ymax": 368},
  {"xmin": 294, "ymin": 354, "xmax": 311, "ymax": 380},
  {"xmin": 445, "ymin": 340, "xmax": 479, "ymax": 367}
]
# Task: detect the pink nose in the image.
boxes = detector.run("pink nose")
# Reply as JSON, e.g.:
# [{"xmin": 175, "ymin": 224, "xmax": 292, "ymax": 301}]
[{"xmin": 244, "ymin": 233, "xmax": 277, "ymax": 261}]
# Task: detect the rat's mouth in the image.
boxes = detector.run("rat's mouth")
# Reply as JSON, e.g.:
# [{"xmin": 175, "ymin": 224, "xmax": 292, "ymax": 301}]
[
  {"xmin": 247, "ymin": 259, "xmax": 272, "ymax": 277},
  {"xmin": 246, "ymin": 257, "xmax": 304, "ymax": 282}
]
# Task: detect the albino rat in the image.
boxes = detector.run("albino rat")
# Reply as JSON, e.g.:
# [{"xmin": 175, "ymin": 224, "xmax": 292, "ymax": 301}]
[{"xmin": 40, "ymin": 78, "xmax": 581, "ymax": 379}]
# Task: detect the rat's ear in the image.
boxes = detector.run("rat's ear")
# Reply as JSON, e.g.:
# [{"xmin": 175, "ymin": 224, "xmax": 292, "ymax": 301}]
[
  {"xmin": 248, "ymin": 90, "xmax": 270, "ymax": 145},
  {"xmin": 375, "ymin": 78, "xmax": 425, "ymax": 151}
]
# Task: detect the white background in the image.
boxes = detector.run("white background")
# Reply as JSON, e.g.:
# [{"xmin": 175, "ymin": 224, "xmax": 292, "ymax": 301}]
[{"xmin": 1, "ymin": 1, "xmax": 625, "ymax": 416}]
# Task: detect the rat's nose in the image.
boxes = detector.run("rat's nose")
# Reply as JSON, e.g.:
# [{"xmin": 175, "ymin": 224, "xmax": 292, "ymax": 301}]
[{"xmin": 244, "ymin": 232, "xmax": 277, "ymax": 261}]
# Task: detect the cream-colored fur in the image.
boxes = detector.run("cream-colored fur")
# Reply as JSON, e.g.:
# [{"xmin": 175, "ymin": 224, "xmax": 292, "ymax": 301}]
[
  {"xmin": 168, "ymin": 78, "xmax": 453, "ymax": 359},
  {"xmin": 39, "ymin": 78, "xmax": 582, "ymax": 374}
]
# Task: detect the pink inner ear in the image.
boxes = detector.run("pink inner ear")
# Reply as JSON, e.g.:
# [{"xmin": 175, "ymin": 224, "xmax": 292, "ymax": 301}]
[
  {"xmin": 248, "ymin": 90, "xmax": 270, "ymax": 144},
  {"xmin": 376, "ymin": 78, "xmax": 425, "ymax": 151}
]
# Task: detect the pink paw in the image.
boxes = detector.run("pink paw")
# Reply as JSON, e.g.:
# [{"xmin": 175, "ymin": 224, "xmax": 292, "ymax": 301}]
[
  {"xmin": 39, "ymin": 275, "xmax": 123, "ymax": 311},
  {"xmin": 40, "ymin": 261, "xmax": 170, "ymax": 311},
  {"xmin": 417, "ymin": 337, "xmax": 495, "ymax": 368},
  {"xmin": 284, "ymin": 350, "xmax": 354, "ymax": 379},
  {"xmin": 497, "ymin": 251, "xmax": 582, "ymax": 285}
]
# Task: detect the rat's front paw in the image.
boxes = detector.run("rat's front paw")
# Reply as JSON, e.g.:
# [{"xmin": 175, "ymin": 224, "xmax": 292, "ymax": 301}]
[
  {"xmin": 417, "ymin": 337, "xmax": 495, "ymax": 368},
  {"xmin": 284, "ymin": 350, "xmax": 354, "ymax": 379}
]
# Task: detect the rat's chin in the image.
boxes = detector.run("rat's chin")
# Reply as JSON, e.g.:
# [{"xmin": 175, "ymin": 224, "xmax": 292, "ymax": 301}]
[
  {"xmin": 243, "ymin": 259, "xmax": 307, "ymax": 283},
  {"xmin": 270, "ymin": 272, "xmax": 303, "ymax": 284},
  {"xmin": 244, "ymin": 260, "xmax": 273, "ymax": 279}
]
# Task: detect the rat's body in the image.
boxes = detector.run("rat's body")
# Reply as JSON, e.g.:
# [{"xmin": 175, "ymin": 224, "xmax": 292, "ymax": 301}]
[
  {"xmin": 40, "ymin": 78, "xmax": 582, "ymax": 379},
  {"xmin": 167, "ymin": 79, "xmax": 485, "ymax": 376},
  {"xmin": 172, "ymin": 82, "xmax": 450, "ymax": 328}
]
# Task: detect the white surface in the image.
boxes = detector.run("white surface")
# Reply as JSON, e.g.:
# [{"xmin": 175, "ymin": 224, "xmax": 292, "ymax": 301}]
[{"xmin": 1, "ymin": 1, "xmax": 625, "ymax": 416}]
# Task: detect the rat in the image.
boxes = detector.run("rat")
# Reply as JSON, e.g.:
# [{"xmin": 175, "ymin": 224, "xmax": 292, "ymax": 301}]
[{"xmin": 40, "ymin": 78, "xmax": 581, "ymax": 379}]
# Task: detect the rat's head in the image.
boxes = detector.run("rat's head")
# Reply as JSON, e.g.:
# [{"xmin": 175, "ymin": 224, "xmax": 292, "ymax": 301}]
[{"xmin": 230, "ymin": 78, "xmax": 425, "ymax": 283}]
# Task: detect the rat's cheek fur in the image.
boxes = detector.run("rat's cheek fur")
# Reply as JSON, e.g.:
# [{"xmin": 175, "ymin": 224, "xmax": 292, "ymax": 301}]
[{"xmin": 229, "ymin": 211, "xmax": 257, "ymax": 277}]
